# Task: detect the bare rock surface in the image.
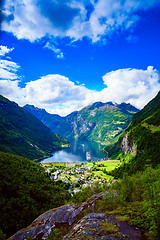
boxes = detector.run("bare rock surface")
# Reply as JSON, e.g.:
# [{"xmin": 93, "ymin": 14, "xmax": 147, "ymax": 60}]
[
  {"xmin": 63, "ymin": 213, "xmax": 142, "ymax": 240},
  {"xmin": 9, "ymin": 192, "xmax": 144, "ymax": 240},
  {"xmin": 9, "ymin": 193, "xmax": 105, "ymax": 240},
  {"xmin": 121, "ymin": 134, "xmax": 137, "ymax": 156}
]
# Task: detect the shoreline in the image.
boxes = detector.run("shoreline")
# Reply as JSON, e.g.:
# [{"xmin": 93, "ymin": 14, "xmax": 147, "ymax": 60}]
[
  {"xmin": 39, "ymin": 159, "xmax": 118, "ymax": 164},
  {"xmin": 33, "ymin": 145, "xmax": 71, "ymax": 163},
  {"xmin": 33, "ymin": 154, "xmax": 53, "ymax": 163}
]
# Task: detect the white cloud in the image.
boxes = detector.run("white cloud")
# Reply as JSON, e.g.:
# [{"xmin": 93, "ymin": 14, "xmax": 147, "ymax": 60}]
[
  {"xmin": 0, "ymin": 45, "xmax": 14, "ymax": 56},
  {"xmin": 2, "ymin": 0, "xmax": 160, "ymax": 43},
  {"xmin": 0, "ymin": 59, "xmax": 20, "ymax": 80},
  {"xmin": 99, "ymin": 66, "xmax": 160, "ymax": 109},
  {"xmin": 22, "ymin": 66, "xmax": 160, "ymax": 115},
  {"xmin": 25, "ymin": 74, "xmax": 93, "ymax": 107},
  {"xmin": 0, "ymin": 55, "xmax": 159, "ymax": 115},
  {"xmin": 0, "ymin": 59, "xmax": 25, "ymax": 104},
  {"xmin": 0, "ymin": 79, "xmax": 25, "ymax": 102},
  {"xmin": 44, "ymin": 42, "xmax": 64, "ymax": 59},
  {"xmin": 2, "ymin": 0, "xmax": 54, "ymax": 41}
]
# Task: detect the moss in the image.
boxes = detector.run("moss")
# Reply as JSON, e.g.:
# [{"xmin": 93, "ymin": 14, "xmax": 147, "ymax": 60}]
[
  {"xmin": 116, "ymin": 215, "xmax": 130, "ymax": 221},
  {"xmin": 99, "ymin": 221, "xmax": 119, "ymax": 234},
  {"xmin": 46, "ymin": 228, "xmax": 62, "ymax": 240}
]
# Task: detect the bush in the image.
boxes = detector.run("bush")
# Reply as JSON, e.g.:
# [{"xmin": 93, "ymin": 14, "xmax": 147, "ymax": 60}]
[
  {"xmin": 0, "ymin": 152, "xmax": 70, "ymax": 238},
  {"xmin": 113, "ymin": 166, "xmax": 160, "ymax": 237}
]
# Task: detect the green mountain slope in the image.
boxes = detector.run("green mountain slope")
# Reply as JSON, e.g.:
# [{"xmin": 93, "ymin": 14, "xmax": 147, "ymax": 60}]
[
  {"xmin": 104, "ymin": 91, "xmax": 160, "ymax": 176},
  {"xmin": 24, "ymin": 104, "xmax": 64, "ymax": 131},
  {"xmin": 0, "ymin": 152, "xmax": 70, "ymax": 238},
  {"xmin": 0, "ymin": 95, "xmax": 69, "ymax": 160},
  {"xmin": 24, "ymin": 102, "xmax": 139, "ymax": 145}
]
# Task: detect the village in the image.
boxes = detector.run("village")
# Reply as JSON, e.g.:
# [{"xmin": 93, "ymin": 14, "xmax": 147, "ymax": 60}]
[{"xmin": 40, "ymin": 160, "xmax": 120, "ymax": 195}]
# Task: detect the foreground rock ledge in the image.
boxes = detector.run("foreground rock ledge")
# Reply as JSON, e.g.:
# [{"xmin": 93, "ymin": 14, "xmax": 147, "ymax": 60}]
[
  {"xmin": 9, "ymin": 192, "xmax": 143, "ymax": 240},
  {"xmin": 63, "ymin": 213, "xmax": 142, "ymax": 240}
]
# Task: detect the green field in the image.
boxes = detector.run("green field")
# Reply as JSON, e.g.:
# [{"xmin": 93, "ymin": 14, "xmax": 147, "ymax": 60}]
[
  {"xmin": 84, "ymin": 160, "xmax": 121, "ymax": 180},
  {"xmin": 42, "ymin": 160, "xmax": 121, "ymax": 181},
  {"xmin": 84, "ymin": 160, "xmax": 120, "ymax": 170},
  {"xmin": 41, "ymin": 162, "xmax": 66, "ymax": 168},
  {"xmin": 91, "ymin": 171, "xmax": 114, "ymax": 179}
]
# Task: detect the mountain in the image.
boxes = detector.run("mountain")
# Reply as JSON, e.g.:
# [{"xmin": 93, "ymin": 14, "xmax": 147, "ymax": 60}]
[
  {"xmin": 24, "ymin": 104, "xmax": 64, "ymax": 132},
  {"xmin": 104, "ymin": 91, "xmax": 160, "ymax": 176},
  {"xmin": 0, "ymin": 95, "xmax": 69, "ymax": 160},
  {"xmin": 24, "ymin": 102, "xmax": 139, "ymax": 145}
]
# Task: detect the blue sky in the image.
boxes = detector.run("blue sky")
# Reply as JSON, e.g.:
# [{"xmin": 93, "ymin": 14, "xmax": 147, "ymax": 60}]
[{"xmin": 0, "ymin": 0, "xmax": 160, "ymax": 116}]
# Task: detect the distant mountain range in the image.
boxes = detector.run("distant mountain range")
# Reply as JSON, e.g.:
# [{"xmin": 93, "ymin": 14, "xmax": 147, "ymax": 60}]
[
  {"xmin": 24, "ymin": 102, "xmax": 139, "ymax": 145},
  {"xmin": 0, "ymin": 95, "xmax": 69, "ymax": 160},
  {"xmin": 104, "ymin": 91, "xmax": 160, "ymax": 176}
]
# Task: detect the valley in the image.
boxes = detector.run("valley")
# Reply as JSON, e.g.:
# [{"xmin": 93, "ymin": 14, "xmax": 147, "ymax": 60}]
[
  {"xmin": 0, "ymin": 92, "xmax": 160, "ymax": 240},
  {"xmin": 1, "ymin": 2, "xmax": 160, "ymax": 239}
]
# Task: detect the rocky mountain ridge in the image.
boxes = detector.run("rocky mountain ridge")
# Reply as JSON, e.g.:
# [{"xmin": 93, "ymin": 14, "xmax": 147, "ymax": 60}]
[{"xmin": 24, "ymin": 101, "xmax": 139, "ymax": 145}]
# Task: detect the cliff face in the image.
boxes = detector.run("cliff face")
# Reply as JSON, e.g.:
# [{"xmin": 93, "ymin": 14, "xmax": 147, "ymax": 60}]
[{"xmin": 121, "ymin": 133, "xmax": 137, "ymax": 156}]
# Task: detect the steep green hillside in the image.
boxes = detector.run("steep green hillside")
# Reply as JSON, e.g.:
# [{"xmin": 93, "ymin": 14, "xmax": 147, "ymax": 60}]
[
  {"xmin": 25, "ymin": 102, "xmax": 139, "ymax": 145},
  {"xmin": 104, "ymin": 91, "xmax": 160, "ymax": 176},
  {"xmin": 24, "ymin": 104, "xmax": 64, "ymax": 131},
  {"xmin": 0, "ymin": 152, "xmax": 70, "ymax": 238},
  {"xmin": 0, "ymin": 95, "xmax": 69, "ymax": 160}
]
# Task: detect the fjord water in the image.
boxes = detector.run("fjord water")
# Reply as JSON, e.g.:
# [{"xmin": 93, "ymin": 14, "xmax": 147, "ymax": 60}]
[{"xmin": 40, "ymin": 140, "xmax": 105, "ymax": 163}]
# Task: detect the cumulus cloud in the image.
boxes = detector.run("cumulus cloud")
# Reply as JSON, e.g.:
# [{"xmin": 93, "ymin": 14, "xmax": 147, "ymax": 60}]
[
  {"xmin": 0, "ymin": 79, "xmax": 25, "ymax": 102},
  {"xmin": 25, "ymin": 74, "xmax": 89, "ymax": 103},
  {"xmin": 0, "ymin": 58, "xmax": 25, "ymax": 104},
  {"xmin": 23, "ymin": 66, "xmax": 160, "ymax": 115},
  {"xmin": 0, "ymin": 54, "xmax": 159, "ymax": 115},
  {"xmin": 2, "ymin": 0, "xmax": 160, "ymax": 43},
  {"xmin": 0, "ymin": 45, "xmax": 14, "ymax": 56},
  {"xmin": 99, "ymin": 66, "xmax": 160, "ymax": 109},
  {"xmin": 24, "ymin": 74, "xmax": 96, "ymax": 114}
]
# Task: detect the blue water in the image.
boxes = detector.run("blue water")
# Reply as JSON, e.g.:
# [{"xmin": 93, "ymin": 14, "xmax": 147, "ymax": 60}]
[{"xmin": 40, "ymin": 140, "xmax": 105, "ymax": 163}]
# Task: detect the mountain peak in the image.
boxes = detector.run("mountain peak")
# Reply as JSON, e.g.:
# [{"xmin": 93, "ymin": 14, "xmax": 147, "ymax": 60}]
[
  {"xmin": 119, "ymin": 102, "xmax": 139, "ymax": 112},
  {"xmin": 88, "ymin": 101, "xmax": 105, "ymax": 110},
  {"xmin": 105, "ymin": 101, "xmax": 115, "ymax": 106},
  {"xmin": 24, "ymin": 104, "xmax": 46, "ymax": 112},
  {"xmin": 87, "ymin": 101, "xmax": 115, "ymax": 111}
]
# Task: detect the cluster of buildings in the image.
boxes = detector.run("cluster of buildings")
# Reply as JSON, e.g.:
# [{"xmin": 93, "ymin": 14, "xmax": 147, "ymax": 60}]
[
  {"xmin": 42, "ymin": 162, "xmax": 110, "ymax": 196},
  {"xmin": 42, "ymin": 163, "xmax": 105, "ymax": 194}
]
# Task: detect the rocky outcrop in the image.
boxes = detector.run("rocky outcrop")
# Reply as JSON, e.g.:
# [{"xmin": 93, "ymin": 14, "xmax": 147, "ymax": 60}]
[
  {"xmin": 63, "ymin": 213, "xmax": 110, "ymax": 240},
  {"xmin": 121, "ymin": 134, "xmax": 137, "ymax": 156},
  {"xmin": 9, "ymin": 192, "xmax": 144, "ymax": 240},
  {"xmin": 9, "ymin": 193, "xmax": 106, "ymax": 240},
  {"xmin": 63, "ymin": 213, "xmax": 142, "ymax": 240}
]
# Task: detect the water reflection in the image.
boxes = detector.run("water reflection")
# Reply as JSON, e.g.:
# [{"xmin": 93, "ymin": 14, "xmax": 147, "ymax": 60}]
[{"xmin": 40, "ymin": 139, "xmax": 105, "ymax": 163}]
